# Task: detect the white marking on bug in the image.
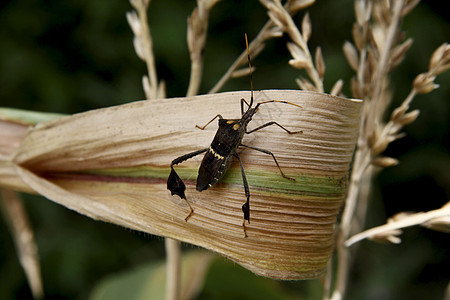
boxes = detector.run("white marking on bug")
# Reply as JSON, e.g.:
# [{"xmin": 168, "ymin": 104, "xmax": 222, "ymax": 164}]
[{"xmin": 208, "ymin": 146, "xmax": 224, "ymax": 160}]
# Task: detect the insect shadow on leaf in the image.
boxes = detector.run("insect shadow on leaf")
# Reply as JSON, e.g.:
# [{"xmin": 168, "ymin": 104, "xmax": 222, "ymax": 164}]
[{"xmin": 167, "ymin": 34, "xmax": 303, "ymax": 237}]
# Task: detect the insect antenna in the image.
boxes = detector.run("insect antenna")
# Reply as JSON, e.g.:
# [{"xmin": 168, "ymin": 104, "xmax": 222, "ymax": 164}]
[
  {"xmin": 245, "ymin": 33, "xmax": 254, "ymax": 109},
  {"xmin": 254, "ymin": 100, "xmax": 303, "ymax": 110}
]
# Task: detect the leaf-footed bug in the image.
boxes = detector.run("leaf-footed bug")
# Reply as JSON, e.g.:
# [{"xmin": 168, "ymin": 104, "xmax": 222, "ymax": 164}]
[{"xmin": 167, "ymin": 34, "xmax": 302, "ymax": 237}]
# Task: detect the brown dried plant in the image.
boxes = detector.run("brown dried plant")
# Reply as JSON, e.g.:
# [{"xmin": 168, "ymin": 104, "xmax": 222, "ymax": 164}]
[
  {"xmin": 127, "ymin": 0, "xmax": 166, "ymax": 99},
  {"xmin": 128, "ymin": 1, "xmax": 223, "ymax": 299},
  {"xmin": 262, "ymin": 0, "xmax": 325, "ymax": 92},
  {"xmin": 210, "ymin": 0, "xmax": 315, "ymax": 93},
  {"xmin": 330, "ymin": 0, "xmax": 450, "ymax": 299},
  {"xmin": 0, "ymin": 0, "xmax": 448, "ymax": 299},
  {"xmin": 125, "ymin": 0, "xmax": 450, "ymax": 298},
  {"xmin": 0, "ymin": 189, "xmax": 43, "ymax": 299}
]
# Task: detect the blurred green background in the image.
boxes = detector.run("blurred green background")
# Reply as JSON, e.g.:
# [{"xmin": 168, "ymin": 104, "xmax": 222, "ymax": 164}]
[{"xmin": 0, "ymin": 0, "xmax": 448, "ymax": 299}]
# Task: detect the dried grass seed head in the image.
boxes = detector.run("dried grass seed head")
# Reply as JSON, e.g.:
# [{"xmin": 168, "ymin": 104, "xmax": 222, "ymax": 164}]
[
  {"xmin": 343, "ymin": 41, "xmax": 359, "ymax": 71},
  {"xmin": 287, "ymin": 42, "xmax": 308, "ymax": 69},
  {"xmin": 286, "ymin": 0, "xmax": 316, "ymax": 15},
  {"xmin": 301, "ymin": 12, "xmax": 311, "ymax": 43},
  {"xmin": 330, "ymin": 79, "xmax": 344, "ymax": 96},
  {"xmin": 397, "ymin": 109, "xmax": 420, "ymax": 126},
  {"xmin": 126, "ymin": 11, "xmax": 141, "ymax": 36},
  {"xmin": 369, "ymin": 229, "xmax": 403, "ymax": 244},
  {"xmin": 295, "ymin": 76, "xmax": 316, "ymax": 91},
  {"xmin": 371, "ymin": 156, "xmax": 399, "ymax": 168},
  {"xmin": 429, "ymin": 43, "xmax": 450, "ymax": 75},
  {"xmin": 401, "ymin": 0, "xmax": 421, "ymax": 16},
  {"xmin": 413, "ymin": 73, "xmax": 439, "ymax": 94},
  {"xmin": 422, "ymin": 215, "xmax": 450, "ymax": 233},
  {"xmin": 315, "ymin": 47, "xmax": 325, "ymax": 80},
  {"xmin": 355, "ymin": 0, "xmax": 372, "ymax": 26},
  {"xmin": 389, "ymin": 38, "xmax": 413, "ymax": 70}
]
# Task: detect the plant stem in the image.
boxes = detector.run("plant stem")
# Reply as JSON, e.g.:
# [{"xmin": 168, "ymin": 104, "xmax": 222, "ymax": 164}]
[
  {"xmin": 328, "ymin": 1, "xmax": 406, "ymax": 299},
  {"xmin": 165, "ymin": 238, "xmax": 181, "ymax": 300}
]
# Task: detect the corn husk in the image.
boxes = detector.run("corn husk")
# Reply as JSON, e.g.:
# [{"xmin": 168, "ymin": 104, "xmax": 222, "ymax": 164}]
[{"xmin": 0, "ymin": 90, "xmax": 362, "ymax": 279}]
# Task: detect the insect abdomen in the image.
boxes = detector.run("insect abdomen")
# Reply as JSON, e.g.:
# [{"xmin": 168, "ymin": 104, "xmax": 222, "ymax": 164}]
[
  {"xmin": 196, "ymin": 118, "xmax": 245, "ymax": 192},
  {"xmin": 196, "ymin": 144, "xmax": 233, "ymax": 191}
]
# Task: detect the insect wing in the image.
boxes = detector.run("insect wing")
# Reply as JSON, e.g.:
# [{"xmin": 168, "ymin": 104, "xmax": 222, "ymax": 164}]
[{"xmin": 196, "ymin": 148, "xmax": 231, "ymax": 191}]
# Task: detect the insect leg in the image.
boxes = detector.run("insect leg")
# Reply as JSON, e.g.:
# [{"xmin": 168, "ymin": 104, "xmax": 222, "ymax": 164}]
[
  {"xmin": 170, "ymin": 148, "xmax": 207, "ymax": 167},
  {"xmin": 246, "ymin": 121, "xmax": 303, "ymax": 134},
  {"xmin": 195, "ymin": 114, "xmax": 223, "ymax": 130},
  {"xmin": 234, "ymin": 153, "xmax": 250, "ymax": 238},
  {"xmin": 168, "ymin": 148, "xmax": 208, "ymax": 221},
  {"xmin": 239, "ymin": 144, "xmax": 295, "ymax": 181},
  {"xmin": 240, "ymin": 98, "xmax": 251, "ymax": 116}
]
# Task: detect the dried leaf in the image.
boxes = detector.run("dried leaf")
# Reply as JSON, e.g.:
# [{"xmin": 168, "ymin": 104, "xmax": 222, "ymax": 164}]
[
  {"xmin": 0, "ymin": 190, "xmax": 43, "ymax": 299},
  {"xmin": 3, "ymin": 90, "xmax": 362, "ymax": 280}
]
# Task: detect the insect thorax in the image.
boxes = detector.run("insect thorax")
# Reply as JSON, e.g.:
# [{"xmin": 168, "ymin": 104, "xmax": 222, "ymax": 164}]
[{"xmin": 216, "ymin": 118, "xmax": 246, "ymax": 149}]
